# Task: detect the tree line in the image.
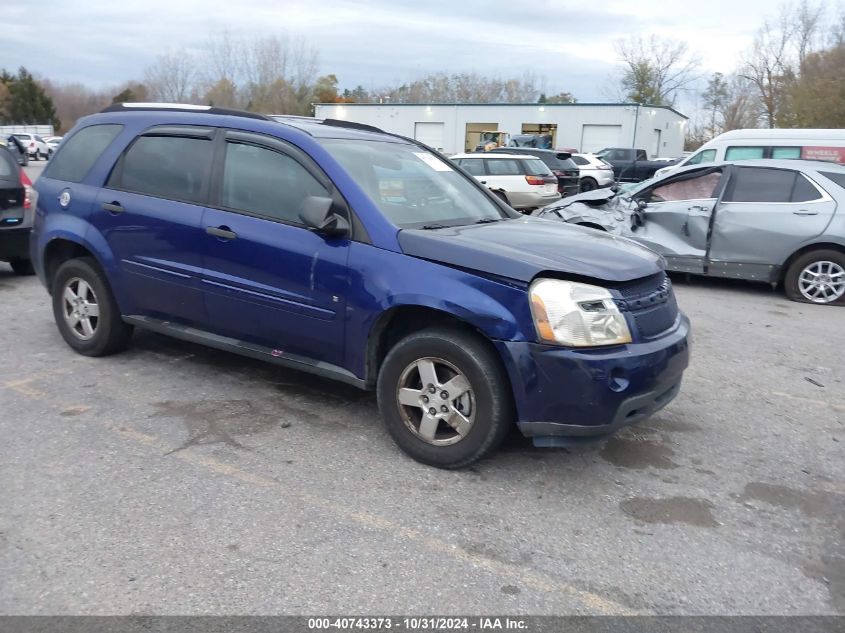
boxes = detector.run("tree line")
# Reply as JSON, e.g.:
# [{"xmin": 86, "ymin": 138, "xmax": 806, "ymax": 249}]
[{"xmin": 610, "ymin": 1, "xmax": 845, "ymax": 146}]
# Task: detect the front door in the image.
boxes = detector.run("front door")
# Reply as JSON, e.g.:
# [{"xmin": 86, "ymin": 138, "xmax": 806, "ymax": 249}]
[
  {"xmin": 633, "ymin": 168, "xmax": 725, "ymax": 274},
  {"xmin": 200, "ymin": 131, "xmax": 350, "ymax": 368},
  {"xmin": 708, "ymin": 166, "xmax": 836, "ymax": 275},
  {"xmin": 92, "ymin": 128, "xmax": 215, "ymax": 324}
]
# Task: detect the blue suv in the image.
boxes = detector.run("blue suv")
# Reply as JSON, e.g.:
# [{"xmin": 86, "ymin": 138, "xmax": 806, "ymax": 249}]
[{"xmin": 31, "ymin": 104, "xmax": 690, "ymax": 468}]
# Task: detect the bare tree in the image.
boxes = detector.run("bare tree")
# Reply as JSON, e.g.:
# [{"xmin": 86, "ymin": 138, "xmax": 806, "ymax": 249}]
[
  {"xmin": 613, "ymin": 35, "xmax": 701, "ymax": 106},
  {"xmin": 794, "ymin": 0, "xmax": 825, "ymax": 63},
  {"xmin": 143, "ymin": 49, "xmax": 196, "ymax": 103},
  {"xmin": 721, "ymin": 75, "xmax": 760, "ymax": 131},
  {"xmin": 740, "ymin": 13, "xmax": 794, "ymax": 128}
]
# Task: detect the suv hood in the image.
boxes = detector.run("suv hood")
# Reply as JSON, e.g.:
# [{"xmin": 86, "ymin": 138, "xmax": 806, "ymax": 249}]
[{"xmin": 398, "ymin": 217, "xmax": 662, "ymax": 283}]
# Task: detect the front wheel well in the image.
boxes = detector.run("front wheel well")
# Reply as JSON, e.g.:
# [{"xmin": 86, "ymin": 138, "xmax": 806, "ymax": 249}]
[
  {"xmin": 43, "ymin": 239, "xmax": 96, "ymax": 292},
  {"xmin": 779, "ymin": 243, "xmax": 845, "ymax": 282},
  {"xmin": 366, "ymin": 306, "xmax": 498, "ymax": 388}
]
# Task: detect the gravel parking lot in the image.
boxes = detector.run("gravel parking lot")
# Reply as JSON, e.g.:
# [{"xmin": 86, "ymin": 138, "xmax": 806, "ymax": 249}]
[{"xmin": 1, "ymin": 161, "xmax": 843, "ymax": 615}]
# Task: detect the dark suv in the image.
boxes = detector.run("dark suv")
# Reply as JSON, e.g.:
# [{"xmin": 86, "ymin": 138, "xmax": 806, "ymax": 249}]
[
  {"xmin": 487, "ymin": 147, "xmax": 581, "ymax": 196},
  {"xmin": 31, "ymin": 104, "xmax": 690, "ymax": 468}
]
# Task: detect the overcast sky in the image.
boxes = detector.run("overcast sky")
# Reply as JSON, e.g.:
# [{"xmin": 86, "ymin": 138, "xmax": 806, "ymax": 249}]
[{"xmin": 4, "ymin": 0, "xmax": 776, "ymax": 110}]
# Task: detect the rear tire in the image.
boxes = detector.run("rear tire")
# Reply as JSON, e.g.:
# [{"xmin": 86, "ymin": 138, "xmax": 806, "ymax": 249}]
[
  {"xmin": 51, "ymin": 257, "xmax": 134, "ymax": 356},
  {"xmin": 377, "ymin": 326, "xmax": 514, "ymax": 469},
  {"xmin": 10, "ymin": 259, "xmax": 35, "ymax": 276},
  {"xmin": 580, "ymin": 177, "xmax": 598, "ymax": 192},
  {"xmin": 784, "ymin": 249, "xmax": 845, "ymax": 305}
]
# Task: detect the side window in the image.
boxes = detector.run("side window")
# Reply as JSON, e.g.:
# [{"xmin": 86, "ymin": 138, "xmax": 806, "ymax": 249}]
[
  {"xmin": 486, "ymin": 159, "xmax": 520, "ymax": 175},
  {"xmin": 221, "ymin": 142, "xmax": 329, "ymax": 224},
  {"xmin": 648, "ymin": 171, "xmax": 722, "ymax": 203},
  {"xmin": 458, "ymin": 159, "xmax": 486, "ymax": 176},
  {"xmin": 688, "ymin": 149, "xmax": 716, "ymax": 165},
  {"xmin": 44, "ymin": 124, "xmax": 123, "ymax": 183},
  {"xmin": 725, "ymin": 146, "xmax": 764, "ymax": 160},
  {"xmin": 722, "ymin": 167, "xmax": 795, "ymax": 202},
  {"xmin": 772, "ymin": 147, "xmax": 801, "ymax": 159},
  {"xmin": 820, "ymin": 171, "xmax": 845, "ymax": 189},
  {"xmin": 109, "ymin": 135, "xmax": 213, "ymax": 204},
  {"xmin": 571, "ymin": 155, "xmax": 589, "ymax": 166}
]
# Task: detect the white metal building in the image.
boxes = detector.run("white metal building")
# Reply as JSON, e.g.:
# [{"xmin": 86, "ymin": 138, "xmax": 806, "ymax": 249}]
[{"xmin": 313, "ymin": 102, "xmax": 687, "ymax": 157}]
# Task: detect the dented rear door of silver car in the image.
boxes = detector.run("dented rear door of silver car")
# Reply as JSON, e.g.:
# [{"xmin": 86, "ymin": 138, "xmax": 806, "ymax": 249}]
[{"xmin": 707, "ymin": 166, "xmax": 836, "ymax": 281}]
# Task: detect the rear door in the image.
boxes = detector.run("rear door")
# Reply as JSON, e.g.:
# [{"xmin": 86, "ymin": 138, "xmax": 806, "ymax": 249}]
[
  {"xmin": 199, "ymin": 130, "xmax": 350, "ymax": 368},
  {"xmin": 92, "ymin": 126, "xmax": 215, "ymax": 324},
  {"xmin": 708, "ymin": 166, "xmax": 836, "ymax": 274},
  {"xmin": 633, "ymin": 168, "xmax": 725, "ymax": 273}
]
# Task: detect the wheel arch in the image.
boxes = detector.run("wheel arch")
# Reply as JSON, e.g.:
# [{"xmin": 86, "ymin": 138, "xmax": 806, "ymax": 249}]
[
  {"xmin": 365, "ymin": 305, "xmax": 508, "ymax": 390},
  {"xmin": 779, "ymin": 241, "xmax": 845, "ymax": 283}
]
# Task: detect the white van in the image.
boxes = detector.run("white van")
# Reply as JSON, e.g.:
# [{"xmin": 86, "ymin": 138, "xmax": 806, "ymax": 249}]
[{"xmin": 655, "ymin": 128, "xmax": 845, "ymax": 178}]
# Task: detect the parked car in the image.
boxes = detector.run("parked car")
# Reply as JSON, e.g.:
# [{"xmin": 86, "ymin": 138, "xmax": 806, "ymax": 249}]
[
  {"xmin": 570, "ymin": 153, "xmax": 615, "ymax": 192},
  {"xmin": 2, "ymin": 135, "xmax": 29, "ymax": 166},
  {"xmin": 486, "ymin": 147, "xmax": 580, "ymax": 196},
  {"xmin": 450, "ymin": 153, "xmax": 562, "ymax": 210},
  {"xmin": 44, "ymin": 136, "xmax": 63, "ymax": 155},
  {"xmin": 12, "ymin": 133, "xmax": 50, "ymax": 160},
  {"xmin": 595, "ymin": 148, "xmax": 678, "ymax": 182},
  {"xmin": 0, "ymin": 145, "xmax": 35, "ymax": 274},
  {"xmin": 655, "ymin": 128, "xmax": 845, "ymax": 179},
  {"xmin": 32, "ymin": 103, "xmax": 690, "ymax": 468},
  {"xmin": 536, "ymin": 160, "xmax": 845, "ymax": 305}
]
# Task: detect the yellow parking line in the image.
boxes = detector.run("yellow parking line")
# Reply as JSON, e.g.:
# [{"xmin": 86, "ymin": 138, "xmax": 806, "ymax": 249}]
[{"xmin": 108, "ymin": 423, "xmax": 639, "ymax": 615}]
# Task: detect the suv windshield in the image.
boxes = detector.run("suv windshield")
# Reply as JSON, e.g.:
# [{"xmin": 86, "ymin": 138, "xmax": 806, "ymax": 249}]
[{"xmin": 320, "ymin": 139, "xmax": 509, "ymax": 228}]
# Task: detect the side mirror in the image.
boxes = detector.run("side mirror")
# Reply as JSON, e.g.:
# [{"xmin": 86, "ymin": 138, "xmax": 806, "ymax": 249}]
[{"xmin": 299, "ymin": 196, "xmax": 350, "ymax": 238}]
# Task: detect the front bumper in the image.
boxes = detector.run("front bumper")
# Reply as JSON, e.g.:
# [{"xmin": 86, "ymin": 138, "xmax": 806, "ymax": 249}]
[{"xmin": 495, "ymin": 313, "xmax": 690, "ymax": 442}]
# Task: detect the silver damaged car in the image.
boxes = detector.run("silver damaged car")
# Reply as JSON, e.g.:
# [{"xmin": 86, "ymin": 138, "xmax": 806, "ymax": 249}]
[{"xmin": 535, "ymin": 160, "xmax": 845, "ymax": 305}]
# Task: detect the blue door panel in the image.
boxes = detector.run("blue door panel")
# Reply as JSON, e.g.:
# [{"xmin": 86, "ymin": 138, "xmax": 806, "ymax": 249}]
[
  {"xmin": 90, "ymin": 189, "xmax": 206, "ymax": 323},
  {"xmin": 200, "ymin": 208, "xmax": 349, "ymax": 367}
]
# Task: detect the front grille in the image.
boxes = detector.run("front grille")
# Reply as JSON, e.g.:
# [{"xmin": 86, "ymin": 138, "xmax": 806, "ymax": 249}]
[{"xmin": 612, "ymin": 272, "xmax": 679, "ymax": 339}]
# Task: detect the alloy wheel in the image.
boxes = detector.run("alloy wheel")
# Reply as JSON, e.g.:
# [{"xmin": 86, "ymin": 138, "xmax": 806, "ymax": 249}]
[
  {"xmin": 62, "ymin": 277, "xmax": 100, "ymax": 340},
  {"xmin": 798, "ymin": 260, "xmax": 845, "ymax": 304},
  {"xmin": 396, "ymin": 357, "xmax": 475, "ymax": 446}
]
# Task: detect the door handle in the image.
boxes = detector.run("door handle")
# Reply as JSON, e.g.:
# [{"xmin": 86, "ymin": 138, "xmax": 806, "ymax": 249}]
[
  {"xmin": 793, "ymin": 210, "xmax": 819, "ymax": 216},
  {"xmin": 102, "ymin": 202, "xmax": 124, "ymax": 214},
  {"xmin": 206, "ymin": 225, "xmax": 237, "ymax": 240}
]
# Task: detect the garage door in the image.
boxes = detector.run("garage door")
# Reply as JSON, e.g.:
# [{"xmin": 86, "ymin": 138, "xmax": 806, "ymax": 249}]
[
  {"xmin": 581, "ymin": 125, "xmax": 622, "ymax": 153},
  {"xmin": 414, "ymin": 122, "xmax": 445, "ymax": 152}
]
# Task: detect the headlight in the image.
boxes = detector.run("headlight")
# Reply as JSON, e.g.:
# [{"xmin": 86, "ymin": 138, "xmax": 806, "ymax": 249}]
[{"xmin": 529, "ymin": 278, "xmax": 632, "ymax": 347}]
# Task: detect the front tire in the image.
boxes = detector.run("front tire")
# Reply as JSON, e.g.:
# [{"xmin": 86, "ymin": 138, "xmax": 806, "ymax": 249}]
[
  {"xmin": 784, "ymin": 249, "xmax": 845, "ymax": 305},
  {"xmin": 377, "ymin": 326, "xmax": 514, "ymax": 468},
  {"xmin": 51, "ymin": 258, "xmax": 134, "ymax": 356}
]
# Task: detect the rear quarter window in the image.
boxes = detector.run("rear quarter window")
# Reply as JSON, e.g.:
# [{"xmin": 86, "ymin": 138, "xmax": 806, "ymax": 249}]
[
  {"xmin": 0, "ymin": 148, "xmax": 15, "ymax": 178},
  {"xmin": 486, "ymin": 159, "xmax": 521, "ymax": 175},
  {"xmin": 522, "ymin": 158, "xmax": 554, "ymax": 176},
  {"xmin": 44, "ymin": 124, "xmax": 124, "ymax": 183}
]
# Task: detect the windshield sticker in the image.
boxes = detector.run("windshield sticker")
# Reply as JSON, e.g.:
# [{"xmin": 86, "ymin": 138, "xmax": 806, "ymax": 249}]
[{"xmin": 414, "ymin": 152, "xmax": 451, "ymax": 171}]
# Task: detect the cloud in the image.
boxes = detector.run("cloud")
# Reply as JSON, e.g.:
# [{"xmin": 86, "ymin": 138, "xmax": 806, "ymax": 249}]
[{"xmin": 1, "ymin": 0, "xmax": 775, "ymax": 103}]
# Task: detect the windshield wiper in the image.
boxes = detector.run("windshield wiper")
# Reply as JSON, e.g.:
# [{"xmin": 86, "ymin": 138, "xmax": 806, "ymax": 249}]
[
  {"xmin": 419, "ymin": 223, "xmax": 450, "ymax": 230},
  {"xmin": 472, "ymin": 217, "xmax": 504, "ymax": 224}
]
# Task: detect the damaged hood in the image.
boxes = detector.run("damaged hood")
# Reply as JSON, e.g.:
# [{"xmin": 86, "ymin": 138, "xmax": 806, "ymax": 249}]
[
  {"xmin": 398, "ymin": 217, "xmax": 662, "ymax": 284},
  {"xmin": 540, "ymin": 187, "xmax": 619, "ymax": 212}
]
